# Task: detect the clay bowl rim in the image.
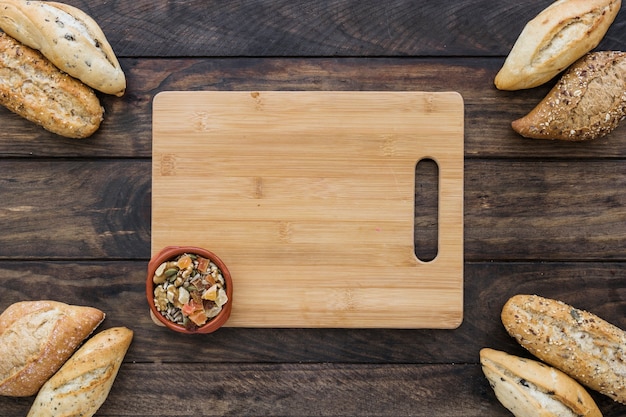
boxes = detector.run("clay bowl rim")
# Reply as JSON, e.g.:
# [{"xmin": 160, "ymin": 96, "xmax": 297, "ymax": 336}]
[{"xmin": 146, "ymin": 245, "xmax": 233, "ymax": 334}]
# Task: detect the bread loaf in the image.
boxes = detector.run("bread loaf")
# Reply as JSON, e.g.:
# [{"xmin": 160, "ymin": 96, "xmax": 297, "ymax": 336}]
[
  {"xmin": 0, "ymin": 300, "xmax": 105, "ymax": 397},
  {"xmin": 495, "ymin": 0, "xmax": 621, "ymax": 91},
  {"xmin": 502, "ymin": 294, "xmax": 626, "ymax": 404},
  {"xmin": 0, "ymin": 0, "xmax": 126, "ymax": 96},
  {"xmin": 27, "ymin": 327, "xmax": 133, "ymax": 417},
  {"xmin": 0, "ymin": 32, "xmax": 104, "ymax": 138},
  {"xmin": 511, "ymin": 51, "xmax": 626, "ymax": 141},
  {"xmin": 480, "ymin": 348, "xmax": 602, "ymax": 417}
]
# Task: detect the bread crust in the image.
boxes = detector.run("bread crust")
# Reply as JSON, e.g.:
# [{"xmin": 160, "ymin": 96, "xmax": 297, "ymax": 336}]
[
  {"xmin": 480, "ymin": 348, "xmax": 602, "ymax": 417},
  {"xmin": 0, "ymin": 0, "xmax": 126, "ymax": 96},
  {"xmin": 502, "ymin": 294, "xmax": 626, "ymax": 404},
  {"xmin": 0, "ymin": 32, "xmax": 104, "ymax": 138},
  {"xmin": 27, "ymin": 327, "xmax": 133, "ymax": 417},
  {"xmin": 0, "ymin": 300, "xmax": 105, "ymax": 397},
  {"xmin": 511, "ymin": 51, "xmax": 626, "ymax": 141},
  {"xmin": 495, "ymin": 0, "xmax": 621, "ymax": 91}
]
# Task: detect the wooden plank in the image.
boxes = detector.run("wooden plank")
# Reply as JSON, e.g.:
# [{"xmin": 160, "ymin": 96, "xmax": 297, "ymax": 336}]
[
  {"xmin": 0, "ymin": 158, "xmax": 623, "ymax": 261},
  {"xmin": 0, "ymin": 160, "xmax": 151, "ymax": 259},
  {"xmin": 152, "ymin": 91, "xmax": 464, "ymax": 328},
  {"xmin": 61, "ymin": 0, "xmax": 626, "ymax": 57},
  {"xmin": 1, "ymin": 57, "xmax": 625, "ymax": 158},
  {"xmin": 0, "ymin": 362, "xmax": 620, "ymax": 416},
  {"xmin": 0, "ymin": 261, "xmax": 624, "ymax": 365}
]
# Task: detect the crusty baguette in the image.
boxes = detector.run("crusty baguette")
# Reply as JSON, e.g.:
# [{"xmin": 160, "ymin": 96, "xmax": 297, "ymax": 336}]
[
  {"xmin": 495, "ymin": 0, "xmax": 621, "ymax": 91},
  {"xmin": 502, "ymin": 294, "xmax": 626, "ymax": 404},
  {"xmin": 511, "ymin": 51, "xmax": 626, "ymax": 141},
  {"xmin": 0, "ymin": 300, "xmax": 105, "ymax": 397},
  {"xmin": 0, "ymin": 32, "xmax": 104, "ymax": 138},
  {"xmin": 0, "ymin": 0, "xmax": 126, "ymax": 96},
  {"xmin": 480, "ymin": 348, "xmax": 602, "ymax": 417},
  {"xmin": 27, "ymin": 327, "xmax": 133, "ymax": 417}
]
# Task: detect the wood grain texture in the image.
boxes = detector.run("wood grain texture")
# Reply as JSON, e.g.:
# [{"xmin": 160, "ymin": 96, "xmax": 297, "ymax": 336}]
[
  {"xmin": 1, "ymin": 57, "xmax": 625, "ymax": 158},
  {"xmin": 0, "ymin": 0, "xmax": 625, "ymax": 415},
  {"xmin": 1, "ymin": 159, "xmax": 623, "ymax": 261},
  {"xmin": 0, "ymin": 261, "xmax": 623, "ymax": 365},
  {"xmin": 152, "ymin": 91, "xmax": 464, "ymax": 328},
  {"xmin": 53, "ymin": 0, "xmax": 626, "ymax": 57}
]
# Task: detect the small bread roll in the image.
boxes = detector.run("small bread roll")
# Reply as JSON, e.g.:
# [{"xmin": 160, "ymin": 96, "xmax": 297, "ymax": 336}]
[
  {"xmin": 495, "ymin": 0, "xmax": 621, "ymax": 91},
  {"xmin": 0, "ymin": 0, "xmax": 126, "ymax": 96},
  {"xmin": 480, "ymin": 348, "xmax": 602, "ymax": 417},
  {"xmin": 27, "ymin": 327, "xmax": 133, "ymax": 417},
  {"xmin": 511, "ymin": 51, "xmax": 626, "ymax": 141},
  {"xmin": 0, "ymin": 32, "xmax": 104, "ymax": 138},
  {"xmin": 0, "ymin": 300, "xmax": 105, "ymax": 397},
  {"xmin": 502, "ymin": 294, "xmax": 626, "ymax": 404}
]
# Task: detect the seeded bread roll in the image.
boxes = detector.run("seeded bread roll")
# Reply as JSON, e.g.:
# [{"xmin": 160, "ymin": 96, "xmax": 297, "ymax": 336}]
[
  {"xmin": 0, "ymin": 300, "xmax": 105, "ymax": 397},
  {"xmin": 502, "ymin": 294, "xmax": 626, "ymax": 404},
  {"xmin": 27, "ymin": 327, "xmax": 133, "ymax": 417},
  {"xmin": 0, "ymin": 32, "xmax": 104, "ymax": 138},
  {"xmin": 0, "ymin": 0, "xmax": 126, "ymax": 96},
  {"xmin": 511, "ymin": 51, "xmax": 626, "ymax": 141},
  {"xmin": 495, "ymin": 0, "xmax": 621, "ymax": 91},
  {"xmin": 480, "ymin": 348, "xmax": 602, "ymax": 417}
]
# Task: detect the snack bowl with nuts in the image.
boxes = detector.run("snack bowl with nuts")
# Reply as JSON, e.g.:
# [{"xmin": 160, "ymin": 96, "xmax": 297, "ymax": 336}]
[{"xmin": 146, "ymin": 246, "xmax": 233, "ymax": 334}]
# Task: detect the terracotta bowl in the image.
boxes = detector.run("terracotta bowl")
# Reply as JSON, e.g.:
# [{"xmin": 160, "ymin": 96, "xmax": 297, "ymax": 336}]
[{"xmin": 146, "ymin": 246, "xmax": 233, "ymax": 334}]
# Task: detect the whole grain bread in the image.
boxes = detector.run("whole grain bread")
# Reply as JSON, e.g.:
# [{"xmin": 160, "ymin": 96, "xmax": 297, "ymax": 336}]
[
  {"xmin": 502, "ymin": 294, "xmax": 626, "ymax": 404},
  {"xmin": 480, "ymin": 348, "xmax": 602, "ymax": 417},
  {"xmin": 27, "ymin": 327, "xmax": 133, "ymax": 417},
  {"xmin": 495, "ymin": 0, "xmax": 621, "ymax": 90},
  {"xmin": 511, "ymin": 51, "xmax": 626, "ymax": 141},
  {"xmin": 0, "ymin": 300, "xmax": 105, "ymax": 397},
  {"xmin": 0, "ymin": 32, "xmax": 104, "ymax": 138},
  {"xmin": 0, "ymin": 0, "xmax": 126, "ymax": 96}
]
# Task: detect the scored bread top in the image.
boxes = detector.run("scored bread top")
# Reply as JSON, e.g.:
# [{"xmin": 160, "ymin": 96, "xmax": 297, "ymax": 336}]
[
  {"xmin": 495, "ymin": 0, "xmax": 621, "ymax": 90},
  {"xmin": 26, "ymin": 327, "xmax": 133, "ymax": 417},
  {"xmin": 0, "ymin": 300, "xmax": 105, "ymax": 397}
]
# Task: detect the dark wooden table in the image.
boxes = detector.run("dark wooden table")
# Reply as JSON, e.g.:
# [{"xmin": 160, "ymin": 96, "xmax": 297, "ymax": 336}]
[{"xmin": 1, "ymin": 1, "xmax": 625, "ymax": 416}]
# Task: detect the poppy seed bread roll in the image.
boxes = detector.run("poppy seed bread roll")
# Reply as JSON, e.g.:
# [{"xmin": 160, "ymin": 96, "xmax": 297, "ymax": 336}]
[
  {"xmin": 502, "ymin": 294, "xmax": 626, "ymax": 404},
  {"xmin": 480, "ymin": 348, "xmax": 602, "ymax": 417},
  {"xmin": 0, "ymin": 0, "xmax": 126, "ymax": 96}
]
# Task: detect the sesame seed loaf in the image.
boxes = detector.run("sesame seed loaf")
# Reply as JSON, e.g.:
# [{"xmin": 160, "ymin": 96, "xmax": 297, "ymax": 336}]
[
  {"xmin": 502, "ymin": 294, "xmax": 626, "ymax": 404},
  {"xmin": 0, "ymin": 32, "xmax": 104, "ymax": 139},
  {"xmin": 0, "ymin": 300, "xmax": 105, "ymax": 397},
  {"xmin": 495, "ymin": 0, "xmax": 621, "ymax": 91},
  {"xmin": 480, "ymin": 348, "xmax": 602, "ymax": 417},
  {"xmin": 27, "ymin": 327, "xmax": 133, "ymax": 417},
  {"xmin": 0, "ymin": 0, "xmax": 126, "ymax": 96},
  {"xmin": 511, "ymin": 51, "xmax": 626, "ymax": 141}
]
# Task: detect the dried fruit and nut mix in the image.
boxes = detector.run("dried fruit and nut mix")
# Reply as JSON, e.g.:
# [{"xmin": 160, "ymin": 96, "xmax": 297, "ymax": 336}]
[{"xmin": 152, "ymin": 253, "xmax": 228, "ymax": 330}]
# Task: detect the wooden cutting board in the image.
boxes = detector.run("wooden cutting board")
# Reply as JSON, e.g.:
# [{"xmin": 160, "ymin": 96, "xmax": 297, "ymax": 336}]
[{"xmin": 152, "ymin": 91, "xmax": 464, "ymax": 329}]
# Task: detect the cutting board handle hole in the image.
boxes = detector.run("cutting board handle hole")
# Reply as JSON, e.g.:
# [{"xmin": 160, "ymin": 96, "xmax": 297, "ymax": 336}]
[{"xmin": 414, "ymin": 158, "xmax": 439, "ymax": 262}]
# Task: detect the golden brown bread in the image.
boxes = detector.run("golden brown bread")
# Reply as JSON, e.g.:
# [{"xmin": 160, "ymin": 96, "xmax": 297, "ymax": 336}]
[
  {"xmin": 502, "ymin": 294, "xmax": 626, "ymax": 404},
  {"xmin": 480, "ymin": 348, "xmax": 602, "ymax": 417},
  {"xmin": 0, "ymin": 0, "xmax": 126, "ymax": 96},
  {"xmin": 495, "ymin": 0, "xmax": 621, "ymax": 90},
  {"xmin": 511, "ymin": 51, "xmax": 626, "ymax": 141},
  {"xmin": 27, "ymin": 327, "xmax": 133, "ymax": 417},
  {"xmin": 0, "ymin": 300, "xmax": 105, "ymax": 397},
  {"xmin": 0, "ymin": 32, "xmax": 104, "ymax": 138}
]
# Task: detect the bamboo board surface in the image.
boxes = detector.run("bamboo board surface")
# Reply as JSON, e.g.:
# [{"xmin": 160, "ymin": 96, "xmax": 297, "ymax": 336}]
[{"xmin": 152, "ymin": 91, "xmax": 464, "ymax": 328}]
